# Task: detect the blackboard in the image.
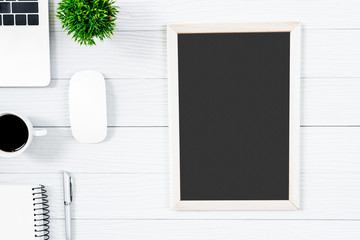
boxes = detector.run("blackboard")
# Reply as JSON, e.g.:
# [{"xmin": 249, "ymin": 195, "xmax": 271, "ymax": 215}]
[{"xmin": 168, "ymin": 23, "xmax": 301, "ymax": 210}]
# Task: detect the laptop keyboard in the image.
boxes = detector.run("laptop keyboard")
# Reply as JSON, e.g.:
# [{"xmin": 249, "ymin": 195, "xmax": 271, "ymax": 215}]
[{"xmin": 0, "ymin": 0, "xmax": 39, "ymax": 26}]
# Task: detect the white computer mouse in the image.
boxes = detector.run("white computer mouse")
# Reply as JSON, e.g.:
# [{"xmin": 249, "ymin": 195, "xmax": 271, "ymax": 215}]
[{"xmin": 69, "ymin": 71, "xmax": 107, "ymax": 143}]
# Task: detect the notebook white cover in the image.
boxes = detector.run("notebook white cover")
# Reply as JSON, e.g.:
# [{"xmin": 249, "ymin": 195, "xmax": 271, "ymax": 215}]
[{"xmin": 0, "ymin": 185, "xmax": 48, "ymax": 240}]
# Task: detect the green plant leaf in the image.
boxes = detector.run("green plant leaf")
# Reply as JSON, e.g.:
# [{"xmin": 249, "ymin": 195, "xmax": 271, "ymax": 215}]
[{"xmin": 56, "ymin": 0, "xmax": 119, "ymax": 46}]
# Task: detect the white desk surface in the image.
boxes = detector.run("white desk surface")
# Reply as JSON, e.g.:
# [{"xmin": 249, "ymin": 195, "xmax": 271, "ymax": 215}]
[{"xmin": 1, "ymin": 0, "xmax": 360, "ymax": 239}]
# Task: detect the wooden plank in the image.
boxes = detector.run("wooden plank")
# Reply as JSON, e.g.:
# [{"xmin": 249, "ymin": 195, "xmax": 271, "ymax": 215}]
[
  {"xmin": 1, "ymin": 78, "xmax": 360, "ymax": 126},
  {"xmin": 0, "ymin": 79, "xmax": 168, "ymax": 127},
  {"xmin": 49, "ymin": 30, "xmax": 360, "ymax": 79},
  {"xmin": 50, "ymin": 31, "xmax": 166, "ymax": 79},
  {"xmin": 301, "ymin": 78, "xmax": 360, "ymax": 126},
  {"xmin": 0, "ymin": 128, "xmax": 168, "ymax": 173},
  {"xmin": 167, "ymin": 25, "xmax": 181, "ymax": 208},
  {"xmin": 301, "ymin": 127, "xmax": 360, "ymax": 174},
  {"xmin": 302, "ymin": 30, "xmax": 360, "ymax": 78},
  {"xmin": 0, "ymin": 127, "xmax": 360, "ymax": 174},
  {"xmin": 49, "ymin": 220, "xmax": 360, "ymax": 240},
  {"xmin": 49, "ymin": 0, "xmax": 360, "ymax": 31},
  {"xmin": 1, "ymin": 172, "xmax": 360, "ymax": 219}
]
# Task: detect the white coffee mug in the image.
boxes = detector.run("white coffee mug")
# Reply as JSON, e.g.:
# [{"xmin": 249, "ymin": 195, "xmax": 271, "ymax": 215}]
[{"xmin": 0, "ymin": 112, "xmax": 47, "ymax": 158}]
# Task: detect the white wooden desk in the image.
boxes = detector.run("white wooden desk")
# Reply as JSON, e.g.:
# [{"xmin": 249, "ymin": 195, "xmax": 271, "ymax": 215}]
[{"xmin": 1, "ymin": 0, "xmax": 360, "ymax": 239}]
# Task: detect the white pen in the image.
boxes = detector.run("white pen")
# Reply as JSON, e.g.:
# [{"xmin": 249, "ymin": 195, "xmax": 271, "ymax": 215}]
[{"xmin": 63, "ymin": 172, "xmax": 73, "ymax": 240}]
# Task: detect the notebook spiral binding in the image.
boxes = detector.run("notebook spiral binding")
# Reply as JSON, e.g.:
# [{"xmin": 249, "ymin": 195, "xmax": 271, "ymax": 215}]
[{"xmin": 32, "ymin": 185, "xmax": 50, "ymax": 240}]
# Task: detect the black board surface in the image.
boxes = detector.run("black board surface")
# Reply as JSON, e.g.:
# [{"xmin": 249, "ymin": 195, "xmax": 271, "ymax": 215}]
[{"xmin": 177, "ymin": 32, "xmax": 290, "ymax": 201}]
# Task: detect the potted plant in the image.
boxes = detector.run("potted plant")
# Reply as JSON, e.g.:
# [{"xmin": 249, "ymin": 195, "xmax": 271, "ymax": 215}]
[{"xmin": 56, "ymin": 0, "xmax": 119, "ymax": 46}]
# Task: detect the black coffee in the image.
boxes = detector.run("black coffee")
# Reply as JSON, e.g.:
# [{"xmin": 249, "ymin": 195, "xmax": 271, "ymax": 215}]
[{"xmin": 0, "ymin": 114, "xmax": 29, "ymax": 152}]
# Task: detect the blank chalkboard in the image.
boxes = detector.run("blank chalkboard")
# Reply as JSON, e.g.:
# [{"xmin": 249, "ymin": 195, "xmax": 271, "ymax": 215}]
[{"xmin": 168, "ymin": 23, "xmax": 301, "ymax": 210}]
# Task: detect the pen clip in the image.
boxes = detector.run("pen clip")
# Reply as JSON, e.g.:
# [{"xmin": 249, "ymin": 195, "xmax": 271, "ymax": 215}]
[{"xmin": 63, "ymin": 171, "xmax": 73, "ymax": 205}]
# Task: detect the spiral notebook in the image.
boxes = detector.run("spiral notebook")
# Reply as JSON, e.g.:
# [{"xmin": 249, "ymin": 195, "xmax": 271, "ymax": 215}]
[{"xmin": 0, "ymin": 185, "xmax": 50, "ymax": 240}]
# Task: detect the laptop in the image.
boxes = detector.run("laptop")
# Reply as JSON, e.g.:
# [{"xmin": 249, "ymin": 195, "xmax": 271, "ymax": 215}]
[{"xmin": 0, "ymin": 0, "xmax": 50, "ymax": 87}]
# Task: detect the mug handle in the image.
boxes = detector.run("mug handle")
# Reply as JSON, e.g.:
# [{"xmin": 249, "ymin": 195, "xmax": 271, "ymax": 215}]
[{"xmin": 33, "ymin": 128, "xmax": 47, "ymax": 137}]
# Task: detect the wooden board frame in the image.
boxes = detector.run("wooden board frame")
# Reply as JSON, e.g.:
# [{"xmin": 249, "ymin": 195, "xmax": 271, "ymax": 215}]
[{"xmin": 168, "ymin": 22, "xmax": 301, "ymax": 210}]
